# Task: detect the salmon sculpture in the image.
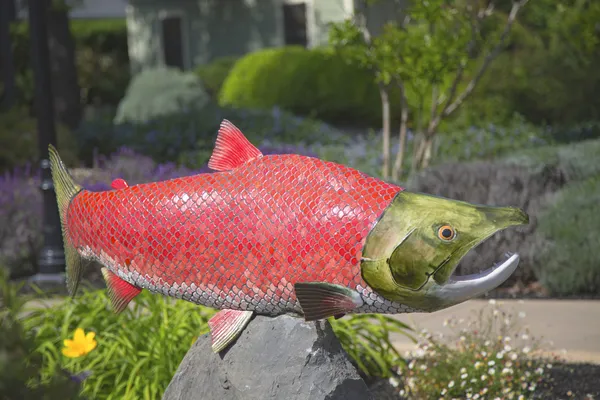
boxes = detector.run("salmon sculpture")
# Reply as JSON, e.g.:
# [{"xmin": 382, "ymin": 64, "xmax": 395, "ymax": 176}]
[{"xmin": 49, "ymin": 120, "xmax": 528, "ymax": 353}]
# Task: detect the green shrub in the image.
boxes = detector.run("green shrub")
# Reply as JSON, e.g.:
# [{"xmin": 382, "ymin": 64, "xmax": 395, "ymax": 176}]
[
  {"xmin": 505, "ymin": 137, "xmax": 600, "ymax": 182},
  {"xmin": 23, "ymin": 288, "xmax": 216, "ymax": 400},
  {"xmin": 114, "ymin": 67, "xmax": 210, "ymax": 124},
  {"xmin": 71, "ymin": 19, "xmax": 130, "ymax": 105},
  {"xmin": 21, "ymin": 281, "xmax": 413, "ymax": 399},
  {"xmin": 534, "ymin": 176, "xmax": 600, "ymax": 296},
  {"xmin": 219, "ymin": 46, "xmax": 383, "ymax": 127},
  {"xmin": 401, "ymin": 301, "xmax": 555, "ymax": 399},
  {"xmin": 330, "ymin": 314, "xmax": 414, "ymax": 378},
  {"xmin": 6, "ymin": 19, "xmax": 130, "ymax": 108},
  {"xmin": 0, "ymin": 107, "xmax": 79, "ymax": 172},
  {"xmin": 0, "ymin": 269, "xmax": 83, "ymax": 399},
  {"xmin": 547, "ymin": 121, "xmax": 600, "ymax": 144},
  {"xmin": 194, "ymin": 56, "xmax": 239, "ymax": 99},
  {"xmin": 460, "ymin": 1, "xmax": 600, "ymax": 127}
]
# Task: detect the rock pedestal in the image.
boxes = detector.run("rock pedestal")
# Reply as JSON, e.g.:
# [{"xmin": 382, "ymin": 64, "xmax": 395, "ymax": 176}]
[{"xmin": 162, "ymin": 314, "xmax": 373, "ymax": 400}]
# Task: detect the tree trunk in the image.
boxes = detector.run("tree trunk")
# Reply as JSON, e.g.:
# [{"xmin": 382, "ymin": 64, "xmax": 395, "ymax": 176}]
[
  {"xmin": 47, "ymin": 2, "xmax": 82, "ymax": 130},
  {"xmin": 410, "ymin": 98, "xmax": 425, "ymax": 175},
  {"xmin": 380, "ymin": 86, "xmax": 391, "ymax": 179},
  {"xmin": 392, "ymin": 86, "xmax": 408, "ymax": 181},
  {"xmin": 420, "ymin": 136, "xmax": 434, "ymax": 169}
]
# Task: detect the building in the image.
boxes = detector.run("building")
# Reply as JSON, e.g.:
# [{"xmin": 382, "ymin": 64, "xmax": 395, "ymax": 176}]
[
  {"xmin": 69, "ymin": 0, "xmax": 128, "ymax": 19},
  {"xmin": 13, "ymin": 0, "xmax": 127, "ymax": 20},
  {"xmin": 125, "ymin": 0, "xmax": 403, "ymax": 74}
]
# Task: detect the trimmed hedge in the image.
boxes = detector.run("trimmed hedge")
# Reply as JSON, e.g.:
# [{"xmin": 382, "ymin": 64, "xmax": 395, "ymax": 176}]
[
  {"xmin": 218, "ymin": 46, "xmax": 384, "ymax": 127},
  {"xmin": 194, "ymin": 56, "xmax": 239, "ymax": 99},
  {"xmin": 114, "ymin": 67, "xmax": 210, "ymax": 125},
  {"xmin": 534, "ymin": 176, "xmax": 600, "ymax": 296}
]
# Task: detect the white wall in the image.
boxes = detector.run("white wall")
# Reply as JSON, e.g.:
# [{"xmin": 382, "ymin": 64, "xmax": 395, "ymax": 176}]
[{"xmin": 70, "ymin": 0, "xmax": 127, "ymax": 19}]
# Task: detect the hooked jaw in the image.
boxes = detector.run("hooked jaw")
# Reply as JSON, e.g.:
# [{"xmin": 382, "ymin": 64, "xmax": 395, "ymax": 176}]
[
  {"xmin": 426, "ymin": 252, "xmax": 521, "ymax": 308},
  {"xmin": 361, "ymin": 191, "xmax": 529, "ymax": 312}
]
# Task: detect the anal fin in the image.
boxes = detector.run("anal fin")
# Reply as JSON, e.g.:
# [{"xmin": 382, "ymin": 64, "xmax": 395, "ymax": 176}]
[
  {"xmin": 208, "ymin": 309, "xmax": 254, "ymax": 353},
  {"xmin": 101, "ymin": 267, "xmax": 142, "ymax": 313},
  {"xmin": 294, "ymin": 282, "xmax": 364, "ymax": 321}
]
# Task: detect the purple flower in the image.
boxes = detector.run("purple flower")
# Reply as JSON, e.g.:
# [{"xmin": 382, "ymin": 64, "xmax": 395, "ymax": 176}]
[
  {"xmin": 0, "ymin": 165, "xmax": 42, "ymax": 272},
  {"xmin": 69, "ymin": 370, "xmax": 92, "ymax": 383}
]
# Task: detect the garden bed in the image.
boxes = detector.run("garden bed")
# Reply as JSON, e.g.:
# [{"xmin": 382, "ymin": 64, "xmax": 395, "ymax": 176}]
[
  {"xmin": 9, "ymin": 273, "xmax": 600, "ymax": 399},
  {"xmin": 367, "ymin": 362, "xmax": 600, "ymax": 399}
]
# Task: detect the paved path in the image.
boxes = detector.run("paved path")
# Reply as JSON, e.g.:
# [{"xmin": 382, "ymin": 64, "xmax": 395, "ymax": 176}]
[
  {"xmin": 23, "ymin": 297, "xmax": 600, "ymax": 363},
  {"xmin": 389, "ymin": 299, "xmax": 600, "ymax": 364}
]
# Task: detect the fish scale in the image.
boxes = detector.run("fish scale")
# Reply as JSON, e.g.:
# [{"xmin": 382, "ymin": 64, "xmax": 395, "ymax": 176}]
[{"xmin": 66, "ymin": 153, "xmax": 402, "ymax": 315}]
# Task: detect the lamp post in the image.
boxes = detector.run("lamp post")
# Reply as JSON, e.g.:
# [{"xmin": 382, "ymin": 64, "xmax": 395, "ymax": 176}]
[
  {"xmin": 28, "ymin": 0, "xmax": 66, "ymax": 284},
  {"xmin": 0, "ymin": 0, "xmax": 17, "ymax": 111}
]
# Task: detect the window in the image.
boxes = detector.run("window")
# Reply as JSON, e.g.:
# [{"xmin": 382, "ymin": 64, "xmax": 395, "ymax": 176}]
[
  {"xmin": 282, "ymin": 3, "xmax": 307, "ymax": 47},
  {"xmin": 160, "ymin": 15, "xmax": 184, "ymax": 69}
]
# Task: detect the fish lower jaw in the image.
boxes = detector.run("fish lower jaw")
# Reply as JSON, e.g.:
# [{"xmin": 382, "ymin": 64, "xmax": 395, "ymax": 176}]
[{"xmin": 431, "ymin": 252, "xmax": 520, "ymax": 306}]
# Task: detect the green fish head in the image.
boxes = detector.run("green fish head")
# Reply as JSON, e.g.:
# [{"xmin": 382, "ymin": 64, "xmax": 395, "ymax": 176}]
[{"xmin": 361, "ymin": 191, "xmax": 529, "ymax": 311}]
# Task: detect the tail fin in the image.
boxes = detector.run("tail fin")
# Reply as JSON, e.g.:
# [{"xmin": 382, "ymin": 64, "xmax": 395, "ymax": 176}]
[{"xmin": 48, "ymin": 145, "xmax": 84, "ymax": 297}]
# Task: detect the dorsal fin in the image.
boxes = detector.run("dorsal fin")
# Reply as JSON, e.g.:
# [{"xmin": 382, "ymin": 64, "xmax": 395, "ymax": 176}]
[
  {"xmin": 111, "ymin": 178, "xmax": 129, "ymax": 190},
  {"xmin": 207, "ymin": 120, "xmax": 263, "ymax": 172}
]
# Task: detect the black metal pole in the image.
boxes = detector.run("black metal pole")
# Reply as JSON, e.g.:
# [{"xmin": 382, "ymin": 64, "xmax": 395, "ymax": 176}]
[
  {"xmin": 0, "ymin": 0, "xmax": 17, "ymax": 111},
  {"xmin": 28, "ymin": 0, "xmax": 66, "ymax": 282}
]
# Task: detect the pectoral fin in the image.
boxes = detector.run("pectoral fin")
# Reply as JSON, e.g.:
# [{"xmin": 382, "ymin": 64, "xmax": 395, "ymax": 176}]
[
  {"xmin": 101, "ymin": 267, "xmax": 142, "ymax": 313},
  {"xmin": 294, "ymin": 282, "xmax": 364, "ymax": 321},
  {"xmin": 208, "ymin": 309, "xmax": 254, "ymax": 353}
]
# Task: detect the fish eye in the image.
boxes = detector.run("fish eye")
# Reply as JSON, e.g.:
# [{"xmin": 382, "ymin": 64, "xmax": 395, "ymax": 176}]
[{"xmin": 437, "ymin": 225, "xmax": 456, "ymax": 241}]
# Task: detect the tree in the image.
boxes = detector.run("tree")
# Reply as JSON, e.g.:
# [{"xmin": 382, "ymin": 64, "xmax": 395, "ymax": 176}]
[
  {"xmin": 330, "ymin": 1, "xmax": 396, "ymax": 179},
  {"xmin": 330, "ymin": 0, "xmax": 528, "ymax": 179}
]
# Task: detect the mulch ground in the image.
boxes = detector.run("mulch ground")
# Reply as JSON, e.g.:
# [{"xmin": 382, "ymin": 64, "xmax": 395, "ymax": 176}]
[
  {"xmin": 367, "ymin": 362, "xmax": 600, "ymax": 399},
  {"xmin": 533, "ymin": 362, "xmax": 600, "ymax": 399}
]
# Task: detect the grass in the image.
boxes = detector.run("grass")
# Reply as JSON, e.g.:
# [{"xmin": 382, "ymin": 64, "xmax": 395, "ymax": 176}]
[{"xmin": 16, "ymin": 282, "xmax": 415, "ymax": 399}]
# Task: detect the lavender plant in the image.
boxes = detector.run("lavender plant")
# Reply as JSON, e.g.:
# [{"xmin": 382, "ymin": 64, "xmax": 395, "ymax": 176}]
[
  {"xmin": 0, "ymin": 165, "xmax": 42, "ymax": 277},
  {"xmin": 314, "ymin": 115, "xmax": 552, "ymax": 182},
  {"xmin": 77, "ymin": 105, "xmax": 346, "ymax": 168},
  {"xmin": 435, "ymin": 116, "xmax": 554, "ymax": 163}
]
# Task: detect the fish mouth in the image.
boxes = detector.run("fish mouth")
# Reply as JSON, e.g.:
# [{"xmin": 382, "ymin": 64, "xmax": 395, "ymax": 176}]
[{"xmin": 429, "ymin": 251, "xmax": 520, "ymax": 306}]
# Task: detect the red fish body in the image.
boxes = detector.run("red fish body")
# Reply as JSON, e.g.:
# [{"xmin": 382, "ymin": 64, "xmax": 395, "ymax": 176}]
[
  {"xmin": 50, "ymin": 120, "xmax": 528, "ymax": 352},
  {"xmin": 66, "ymin": 123, "xmax": 410, "ymax": 316}
]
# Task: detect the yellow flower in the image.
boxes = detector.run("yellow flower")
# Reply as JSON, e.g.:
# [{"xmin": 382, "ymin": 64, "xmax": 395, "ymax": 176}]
[
  {"xmin": 62, "ymin": 328, "xmax": 97, "ymax": 358},
  {"xmin": 191, "ymin": 336, "xmax": 198, "ymax": 346}
]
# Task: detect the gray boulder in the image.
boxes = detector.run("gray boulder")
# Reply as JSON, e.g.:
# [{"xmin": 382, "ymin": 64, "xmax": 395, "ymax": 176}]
[{"xmin": 162, "ymin": 314, "xmax": 373, "ymax": 400}]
